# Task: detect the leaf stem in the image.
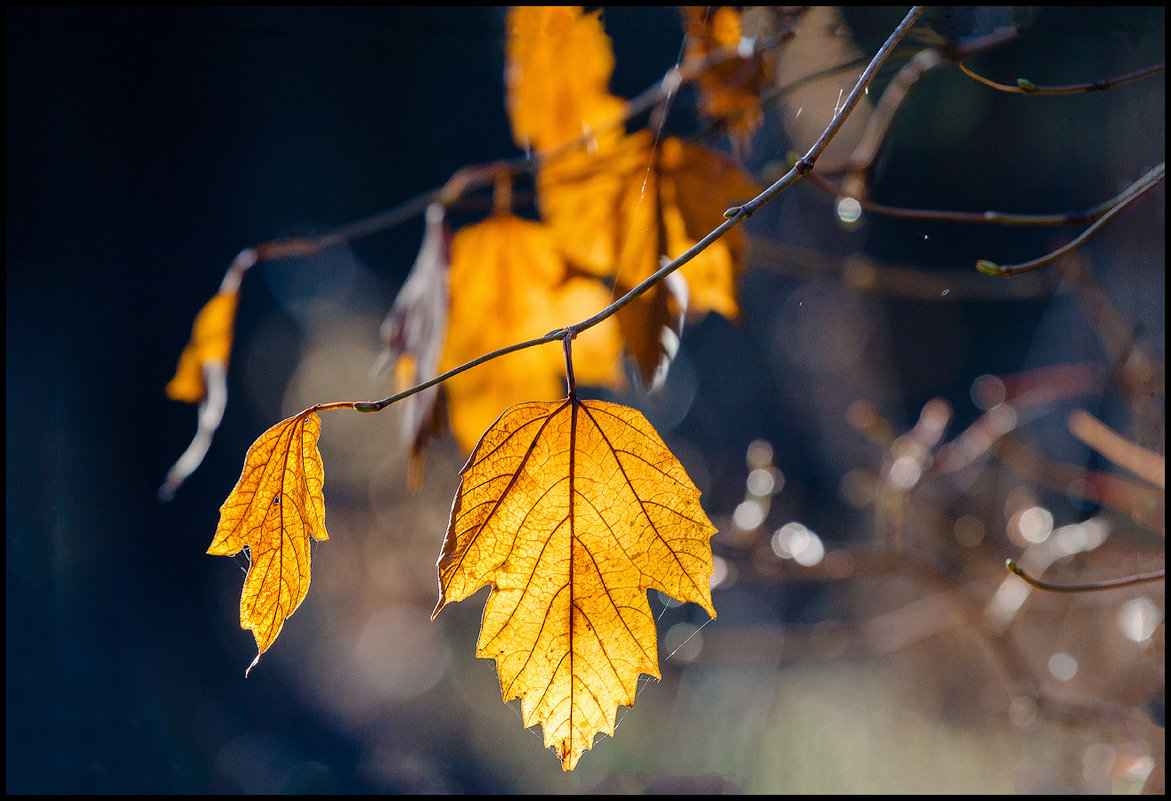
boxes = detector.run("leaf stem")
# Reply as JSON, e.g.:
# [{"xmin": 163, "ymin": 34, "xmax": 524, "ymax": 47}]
[
  {"xmin": 306, "ymin": 401, "xmax": 361, "ymax": 414},
  {"xmin": 563, "ymin": 332, "xmax": 577, "ymax": 399},
  {"xmin": 1006, "ymin": 559, "xmax": 1165, "ymax": 593}
]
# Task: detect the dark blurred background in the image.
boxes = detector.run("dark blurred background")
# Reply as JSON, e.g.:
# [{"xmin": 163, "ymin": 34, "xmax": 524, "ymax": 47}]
[{"xmin": 6, "ymin": 6, "xmax": 1164, "ymax": 793}]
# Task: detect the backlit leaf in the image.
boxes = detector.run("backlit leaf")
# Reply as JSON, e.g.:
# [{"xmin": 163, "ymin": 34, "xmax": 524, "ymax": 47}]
[
  {"xmin": 438, "ymin": 214, "xmax": 624, "ymax": 453},
  {"xmin": 434, "ymin": 397, "xmax": 718, "ymax": 770},
  {"xmin": 208, "ymin": 411, "xmax": 327, "ymax": 675}
]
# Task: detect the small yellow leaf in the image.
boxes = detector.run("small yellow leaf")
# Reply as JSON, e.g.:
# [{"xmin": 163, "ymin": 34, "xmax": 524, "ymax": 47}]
[
  {"xmin": 435, "ymin": 397, "xmax": 717, "ymax": 770},
  {"xmin": 166, "ymin": 290, "xmax": 239, "ymax": 403},
  {"xmin": 208, "ymin": 411, "xmax": 327, "ymax": 674}
]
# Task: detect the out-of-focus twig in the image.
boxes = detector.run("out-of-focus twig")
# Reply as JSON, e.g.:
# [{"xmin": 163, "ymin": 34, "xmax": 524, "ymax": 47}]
[
  {"xmin": 994, "ymin": 434, "xmax": 1165, "ymax": 534},
  {"xmin": 1006, "ymin": 558, "xmax": 1165, "ymax": 592},
  {"xmin": 840, "ymin": 48, "xmax": 942, "ymax": 200},
  {"xmin": 746, "ymin": 236, "xmax": 1057, "ymax": 300},
  {"xmin": 934, "ymin": 363, "xmax": 1104, "ymax": 475},
  {"xmin": 977, "ymin": 166, "xmax": 1165, "ymax": 275},
  {"xmin": 1060, "ymin": 253, "xmax": 1166, "ymax": 457},
  {"xmin": 1069, "ymin": 410, "xmax": 1165, "ymax": 490},
  {"xmin": 839, "ymin": 26, "xmax": 1020, "ymax": 200}
]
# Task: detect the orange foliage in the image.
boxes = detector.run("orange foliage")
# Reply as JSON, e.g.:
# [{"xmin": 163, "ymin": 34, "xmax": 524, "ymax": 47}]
[
  {"xmin": 207, "ymin": 412, "xmax": 328, "ymax": 674},
  {"xmin": 434, "ymin": 397, "xmax": 717, "ymax": 770}
]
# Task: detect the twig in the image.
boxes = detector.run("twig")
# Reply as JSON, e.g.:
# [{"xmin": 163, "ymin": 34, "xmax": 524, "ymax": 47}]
[
  {"xmin": 835, "ymin": 25, "xmax": 1019, "ymax": 197},
  {"xmin": 1006, "ymin": 559, "xmax": 1165, "ymax": 592},
  {"xmin": 977, "ymin": 166, "xmax": 1165, "ymax": 275},
  {"xmin": 210, "ymin": 30, "xmax": 798, "ymax": 277},
  {"xmin": 806, "ymin": 163, "xmax": 1166, "ymax": 228},
  {"xmin": 959, "ymin": 60, "xmax": 1165, "ymax": 95},
  {"xmin": 840, "ymin": 47, "xmax": 942, "ymax": 200},
  {"xmin": 1069, "ymin": 410, "xmax": 1165, "ymax": 490}
]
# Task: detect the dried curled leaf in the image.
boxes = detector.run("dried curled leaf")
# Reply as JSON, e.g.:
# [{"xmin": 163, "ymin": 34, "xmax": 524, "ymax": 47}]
[
  {"xmin": 439, "ymin": 213, "xmax": 624, "ymax": 452},
  {"xmin": 373, "ymin": 203, "xmax": 451, "ymax": 488},
  {"xmin": 435, "ymin": 398, "xmax": 717, "ymax": 770},
  {"xmin": 160, "ymin": 287, "xmax": 243, "ymax": 500},
  {"xmin": 166, "ymin": 290, "xmax": 239, "ymax": 404},
  {"xmin": 208, "ymin": 411, "xmax": 328, "ymax": 674},
  {"xmin": 506, "ymin": 6, "xmax": 626, "ymax": 152}
]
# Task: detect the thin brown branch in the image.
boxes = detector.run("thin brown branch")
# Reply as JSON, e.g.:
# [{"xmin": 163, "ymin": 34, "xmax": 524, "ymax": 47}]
[
  {"xmin": 746, "ymin": 235, "xmax": 1058, "ymax": 300},
  {"xmin": 213, "ymin": 29, "xmax": 801, "ymax": 277},
  {"xmin": 978, "ymin": 166, "xmax": 1165, "ymax": 275},
  {"xmin": 837, "ymin": 25, "xmax": 1018, "ymax": 195},
  {"xmin": 959, "ymin": 60, "xmax": 1165, "ymax": 95},
  {"xmin": 807, "ymin": 163, "xmax": 1167, "ymax": 228},
  {"xmin": 841, "ymin": 47, "xmax": 942, "ymax": 200}
]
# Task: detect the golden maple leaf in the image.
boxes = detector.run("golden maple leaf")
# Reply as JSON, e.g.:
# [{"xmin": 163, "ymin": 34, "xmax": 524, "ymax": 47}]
[
  {"xmin": 506, "ymin": 6, "xmax": 626, "ymax": 153},
  {"xmin": 166, "ymin": 290, "xmax": 239, "ymax": 403},
  {"xmin": 434, "ymin": 397, "xmax": 718, "ymax": 770},
  {"xmin": 537, "ymin": 131, "xmax": 760, "ymax": 382},
  {"xmin": 208, "ymin": 411, "xmax": 327, "ymax": 674},
  {"xmin": 438, "ymin": 213, "xmax": 624, "ymax": 452}
]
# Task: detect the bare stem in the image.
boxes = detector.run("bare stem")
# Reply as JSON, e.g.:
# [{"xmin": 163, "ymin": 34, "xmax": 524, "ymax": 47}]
[
  {"xmin": 959, "ymin": 60, "xmax": 1165, "ymax": 95},
  {"xmin": 809, "ymin": 162, "xmax": 1166, "ymax": 228},
  {"xmin": 306, "ymin": 401, "xmax": 360, "ymax": 414},
  {"xmin": 978, "ymin": 166, "xmax": 1165, "ymax": 276},
  {"xmin": 1006, "ymin": 559, "xmax": 1165, "ymax": 593}
]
